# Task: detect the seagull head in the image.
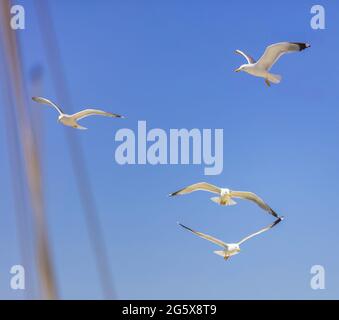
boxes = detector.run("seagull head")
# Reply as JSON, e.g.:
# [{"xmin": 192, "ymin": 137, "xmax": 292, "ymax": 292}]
[
  {"xmin": 220, "ymin": 188, "xmax": 230, "ymax": 196},
  {"xmin": 234, "ymin": 64, "xmax": 248, "ymax": 73},
  {"xmin": 228, "ymin": 243, "xmax": 241, "ymax": 254}
]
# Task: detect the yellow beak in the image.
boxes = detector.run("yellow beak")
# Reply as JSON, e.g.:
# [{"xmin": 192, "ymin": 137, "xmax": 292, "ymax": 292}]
[{"xmin": 234, "ymin": 68, "xmax": 241, "ymax": 72}]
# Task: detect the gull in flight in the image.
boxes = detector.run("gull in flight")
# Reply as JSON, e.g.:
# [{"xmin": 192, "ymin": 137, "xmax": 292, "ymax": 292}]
[
  {"xmin": 234, "ymin": 42, "xmax": 310, "ymax": 86},
  {"xmin": 170, "ymin": 182, "xmax": 280, "ymax": 218},
  {"xmin": 32, "ymin": 96, "xmax": 124, "ymax": 130},
  {"xmin": 178, "ymin": 217, "xmax": 283, "ymax": 260}
]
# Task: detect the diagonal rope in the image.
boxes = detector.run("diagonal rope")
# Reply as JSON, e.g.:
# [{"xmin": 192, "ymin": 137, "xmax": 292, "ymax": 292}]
[
  {"xmin": 33, "ymin": 0, "xmax": 116, "ymax": 299},
  {"xmin": 0, "ymin": 0, "xmax": 58, "ymax": 299},
  {"xmin": 0, "ymin": 44, "xmax": 35, "ymax": 300}
]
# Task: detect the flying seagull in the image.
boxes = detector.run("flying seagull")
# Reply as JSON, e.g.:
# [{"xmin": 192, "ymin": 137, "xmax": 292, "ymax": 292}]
[
  {"xmin": 234, "ymin": 42, "xmax": 310, "ymax": 86},
  {"xmin": 32, "ymin": 96, "xmax": 124, "ymax": 130},
  {"xmin": 170, "ymin": 182, "xmax": 280, "ymax": 218},
  {"xmin": 178, "ymin": 217, "xmax": 282, "ymax": 260}
]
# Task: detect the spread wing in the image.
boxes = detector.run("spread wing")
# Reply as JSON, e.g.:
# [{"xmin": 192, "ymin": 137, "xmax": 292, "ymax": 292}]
[
  {"xmin": 32, "ymin": 96, "xmax": 64, "ymax": 115},
  {"xmin": 178, "ymin": 223, "xmax": 228, "ymax": 249},
  {"xmin": 256, "ymin": 42, "xmax": 310, "ymax": 70},
  {"xmin": 230, "ymin": 190, "xmax": 279, "ymax": 218},
  {"xmin": 72, "ymin": 109, "xmax": 123, "ymax": 121},
  {"xmin": 170, "ymin": 182, "xmax": 221, "ymax": 196},
  {"xmin": 235, "ymin": 49, "xmax": 256, "ymax": 64},
  {"xmin": 237, "ymin": 218, "xmax": 282, "ymax": 245}
]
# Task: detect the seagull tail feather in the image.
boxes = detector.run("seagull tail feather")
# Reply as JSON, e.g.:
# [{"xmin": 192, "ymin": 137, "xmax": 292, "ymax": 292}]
[
  {"xmin": 214, "ymin": 250, "xmax": 227, "ymax": 258},
  {"xmin": 210, "ymin": 197, "xmax": 236, "ymax": 206},
  {"xmin": 268, "ymin": 73, "xmax": 282, "ymax": 84},
  {"xmin": 75, "ymin": 125, "xmax": 88, "ymax": 130}
]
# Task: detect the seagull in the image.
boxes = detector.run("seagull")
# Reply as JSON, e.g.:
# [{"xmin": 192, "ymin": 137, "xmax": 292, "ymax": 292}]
[
  {"xmin": 234, "ymin": 42, "xmax": 310, "ymax": 86},
  {"xmin": 178, "ymin": 217, "xmax": 282, "ymax": 260},
  {"xmin": 170, "ymin": 182, "xmax": 280, "ymax": 218},
  {"xmin": 32, "ymin": 96, "xmax": 124, "ymax": 130}
]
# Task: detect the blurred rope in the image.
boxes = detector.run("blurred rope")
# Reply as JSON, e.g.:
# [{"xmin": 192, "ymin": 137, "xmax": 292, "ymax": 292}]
[
  {"xmin": 0, "ymin": 43, "xmax": 35, "ymax": 300},
  {"xmin": 30, "ymin": 65, "xmax": 45, "ymax": 151},
  {"xmin": 34, "ymin": 0, "xmax": 116, "ymax": 299},
  {"xmin": 0, "ymin": 0, "xmax": 58, "ymax": 299}
]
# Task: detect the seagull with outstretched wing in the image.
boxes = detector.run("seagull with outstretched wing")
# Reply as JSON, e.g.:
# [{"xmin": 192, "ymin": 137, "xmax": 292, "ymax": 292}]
[
  {"xmin": 32, "ymin": 96, "xmax": 124, "ymax": 130},
  {"xmin": 178, "ymin": 217, "xmax": 283, "ymax": 260},
  {"xmin": 234, "ymin": 42, "xmax": 310, "ymax": 86},
  {"xmin": 170, "ymin": 182, "xmax": 280, "ymax": 218}
]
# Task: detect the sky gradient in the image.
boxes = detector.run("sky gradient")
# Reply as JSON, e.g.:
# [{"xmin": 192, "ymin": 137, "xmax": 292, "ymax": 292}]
[{"xmin": 0, "ymin": 0, "xmax": 338, "ymax": 299}]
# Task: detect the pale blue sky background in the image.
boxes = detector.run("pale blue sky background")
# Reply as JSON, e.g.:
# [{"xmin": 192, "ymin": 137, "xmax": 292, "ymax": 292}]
[{"xmin": 0, "ymin": 0, "xmax": 338, "ymax": 299}]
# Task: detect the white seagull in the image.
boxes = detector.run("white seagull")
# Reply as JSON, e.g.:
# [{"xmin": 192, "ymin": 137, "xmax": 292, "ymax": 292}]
[
  {"xmin": 234, "ymin": 42, "xmax": 310, "ymax": 86},
  {"xmin": 178, "ymin": 218, "xmax": 282, "ymax": 260},
  {"xmin": 170, "ymin": 182, "xmax": 280, "ymax": 218},
  {"xmin": 32, "ymin": 96, "xmax": 124, "ymax": 130}
]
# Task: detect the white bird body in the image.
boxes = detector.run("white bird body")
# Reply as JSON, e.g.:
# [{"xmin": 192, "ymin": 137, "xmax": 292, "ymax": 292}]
[
  {"xmin": 214, "ymin": 243, "xmax": 240, "ymax": 260},
  {"xmin": 57, "ymin": 114, "xmax": 85, "ymax": 130},
  {"xmin": 239, "ymin": 64, "xmax": 267, "ymax": 77},
  {"xmin": 211, "ymin": 188, "xmax": 236, "ymax": 206},
  {"xmin": 32, "ymin": 96, "xmax": 123, "ymax": 130},
  {"xmin": 170, "ymin": 182, "xmax": 280, "ymax": 218},
  {"xmin": 235, "ymin": 42, "xmax": 310, "ymax": 86},
  {"xmin": 237, "ymin": 64, "xmax": 282, "ymax": 85},
  {"xmin": 179, "ymin": 218, "xmax": 282, "ymax": 260}
]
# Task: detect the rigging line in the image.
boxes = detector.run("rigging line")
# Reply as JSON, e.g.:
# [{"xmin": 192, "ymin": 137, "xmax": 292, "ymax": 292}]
[
  {"xmin": 0, "ymin": 0, "xmax": 58, "ymax": 299},
  {"xmin": 33, "ymin": 0, "xmax": 116, "ymax": 299},
  {"xmin": 0, "ymin": 43, "xmax": 35, "ymax": 300}
]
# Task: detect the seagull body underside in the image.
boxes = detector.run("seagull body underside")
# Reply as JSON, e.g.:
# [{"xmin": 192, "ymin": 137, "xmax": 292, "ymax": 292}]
[
  {"xmin": 212, "ymin": 188, "xmax": 236, "ymax": 206},
  {"xmin": 214, "ymin": 244, "xmax": 240, "ymax": 260},
  {"xmin": 58, "ymin": 114, "xmax": 87, "ymax": 130}
]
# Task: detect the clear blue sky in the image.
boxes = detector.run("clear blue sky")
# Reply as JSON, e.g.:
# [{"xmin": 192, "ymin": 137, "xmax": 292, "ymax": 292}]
[{"xmin": 0, "ymin": 0, "xmax": 339, "ymax": 299}]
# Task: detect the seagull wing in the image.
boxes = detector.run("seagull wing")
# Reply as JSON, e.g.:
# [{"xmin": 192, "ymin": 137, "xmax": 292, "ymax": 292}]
[
  {"xmin": 235, "ymin": 49, "xmax": 256, "ymax": 64},
  {"xmin": 71, "ymin": 109, "xmax": 123, "ymax": 121},
  {"xmin": 230, "ymin": 190, "xmax": 279, "ymax": 218},
  {"xmin": 256, "ymin": 42, "xmax": 310, "ymax": 70},
  {"xmin": 179, "ymin": 223, "xmax": 228, "ymax": 249},
  {"xmin": 32, "ymin": 96, "xmax": 64, "ymax": 115},
  {"xmin": 170, "ymin": 182, "xmax": 221, "ymax": 196},
  {"xmin": 237, "ymin": 218, "xmax": 282, "ymax": 245}
]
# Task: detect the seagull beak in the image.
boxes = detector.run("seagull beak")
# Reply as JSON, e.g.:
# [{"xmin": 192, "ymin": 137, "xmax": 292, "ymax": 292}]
[{"xmin": 234, "ymin": 68, "xmax": 241, "ymax": 73}]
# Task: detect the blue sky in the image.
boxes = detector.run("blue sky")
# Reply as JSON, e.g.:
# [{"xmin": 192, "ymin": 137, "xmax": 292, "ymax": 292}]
[{"xmin": 0, "ymin": 0, "xmax": 338, "ymax": 299}]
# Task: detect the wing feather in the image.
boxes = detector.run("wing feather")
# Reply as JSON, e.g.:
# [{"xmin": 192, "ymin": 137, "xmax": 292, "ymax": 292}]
[
  {"xmin": 237, "ymin": 218, "xmax": 282, "ymax": 245},
  {"xmin": 256, "ymin": 42, "xmax": 310, "ymax": 70},
  {"xmin": 72, "ymin": 109, "xmax": 123, "ymax": 120},
  {"xmin": 178, "ymin": 223, "xmax": 228, "ymax": 249},
  {"xmin": 230, "ymin": 190, "xmax": 279, "ymax": 218},
  {"xmin": 32, "ymin": 96, "xmax": 64, "ymax": 115},
  {"xmin": 235, "ymin": 49, "xmax": 256, "ymax": 64},
  {"xmin": 170, "ymin": 182, "xmax": 221, "ymax": 196}
]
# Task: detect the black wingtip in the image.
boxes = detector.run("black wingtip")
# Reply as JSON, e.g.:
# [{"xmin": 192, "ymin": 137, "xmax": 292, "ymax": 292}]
[
  {"xmin": 178, "ymin": 222, "xmax": 186, "ymax": 230},
  {"xmin": 271, "ymin": 209, "xmax": 280, "ymax": 218},
  {"xmin": 292, "ymin": 42, "xmax": 311, "ymax": 51},
  {"xmin": 178, "ymin": 222, "xmax": 191, "ymax": 232},
  {"xmin": 273, "ymin": 216, "xmax": 284, "ymax": 227},
  {"xmin": 111, "ymin": 113, "xmax": 124, "ymax": 119},
  {"xmin": 169, "ymin": 189, "xmax": 181, "ymax": 197}
]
